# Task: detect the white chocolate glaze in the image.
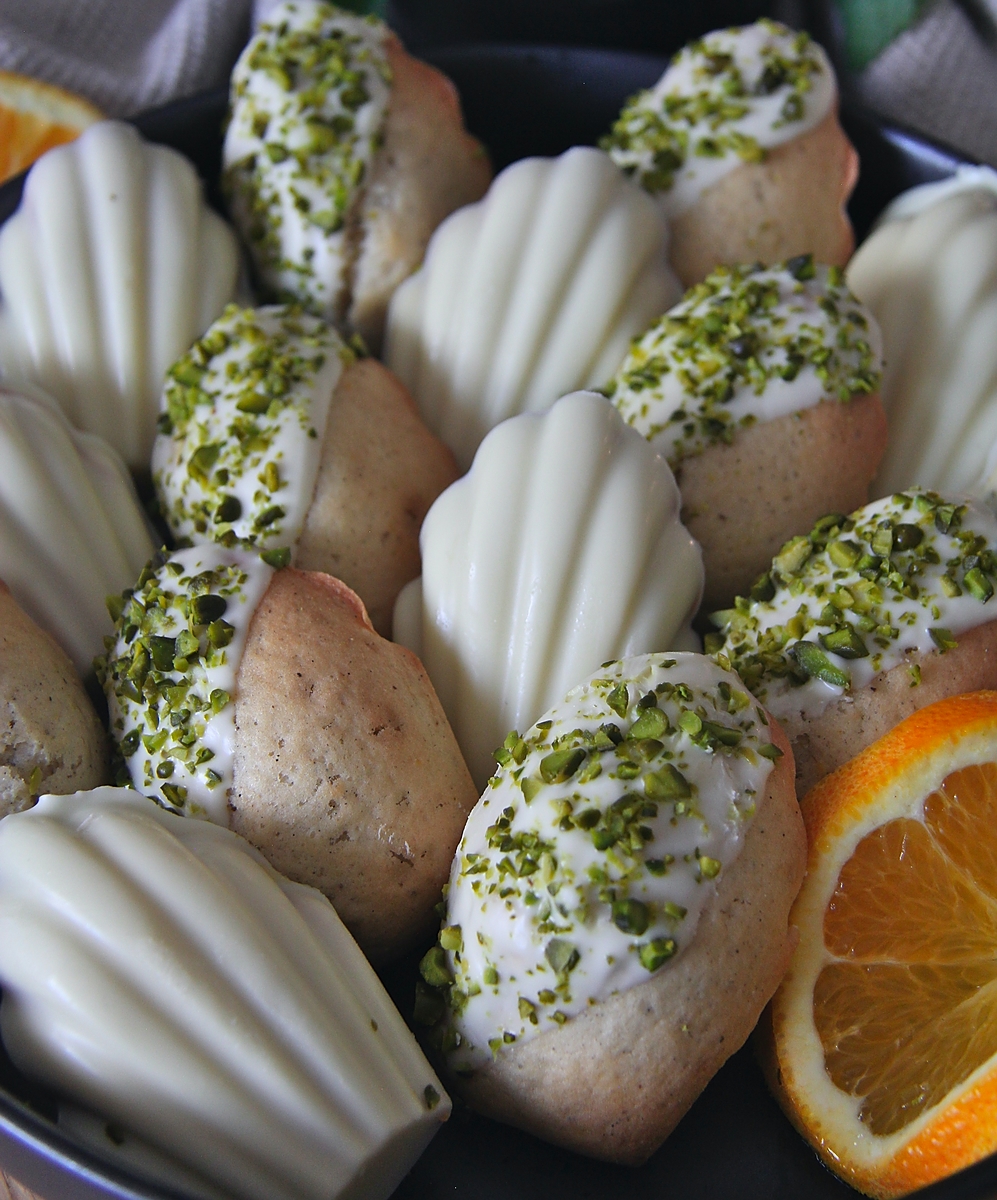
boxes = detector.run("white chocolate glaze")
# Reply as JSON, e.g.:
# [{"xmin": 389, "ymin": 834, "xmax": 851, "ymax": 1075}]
[
  {"xmin": 152, "ymin": 305, "xmax": 349, "ymax": 557},
  {"xmin": 0, "ymin": 788, "xmax": 449, "ymax": 1200},
  {"xmin": 712, "ymin": 490, "xmax": 997, "ymax": 722},
  {"xmin": 847, "ymin": 175, "xmax": 997, "ymax": 496},
  {"xmin": 604, "ymin": 20, "xmax": 835, "ymax": 219},
  {"xmin": 384, "ymin": 146, "xmax": 681, "ymax": 470},
  {"xmin": 224, "ymin": 0, "xmax": 391, "ymax": 320},
  {"xmin": 425, "ymin": 653, "xmax": 777, "ymax": 1070},
  {"xmin": 0, "ymin": 121, "xmax": 240, "ymax": 470},
  {"xmin": 101, "ymin": 546, "xmax": 275, "ymax": 823},
  {"xmin": 608, "ymin": 258, "xmax": 881, "ymax": 464},
  {"xmin": 0, "ymin": 388, "xmax": 154, "ymax": 675},
  {"xmin": 393, "ymin": 392, "xmax": 704, "ymax": 789}
]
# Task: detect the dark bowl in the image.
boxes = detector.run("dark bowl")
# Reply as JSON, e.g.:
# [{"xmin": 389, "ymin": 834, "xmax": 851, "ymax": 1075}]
[{"xmin": 0, "ymin": 40, "xmax": 988, "ymax": 1200}]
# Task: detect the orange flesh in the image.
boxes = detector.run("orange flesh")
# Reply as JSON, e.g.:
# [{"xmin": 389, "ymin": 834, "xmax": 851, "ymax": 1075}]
[
  {"xmin": 815, "ymin": 762, "xmax": 997, "ymax": 1137},
  {"xmin": 0, "ymin": 106, "xmax": 81, "ymax": 182}
]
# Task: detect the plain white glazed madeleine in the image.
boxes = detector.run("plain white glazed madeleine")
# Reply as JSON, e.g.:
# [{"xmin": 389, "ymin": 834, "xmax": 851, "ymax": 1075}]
[
  {"xmin": 101, "ymin": 546, "xmax": 478, "ymax": 962},
  {"xmin": 0, "ymin": 121, "xmax": 240, "ymax": 469},
  {"xmin": 0, "ymin": 387, "xmax": 154, "ymax": 674},
  {"xmin": 0, "ymin": 788, "xmax": 450, "ymax": 1200},
  {"xmin": 384, "ymin": 147, "xmax": 681, "ymax": 469},
  {"xmin": 604, "ymin": 20, "xmax": 856, "ymax": 287},
  {"xmin": 421, "ymin": 653, "xmax": 804, "ymax": 1163},
  {"xmin": 394, "ymin": 392, "xmax": 704, "ymax": 790},
  {"xmin": 224, "ymin": 0, "xmax": 489, "ymax": 350}
]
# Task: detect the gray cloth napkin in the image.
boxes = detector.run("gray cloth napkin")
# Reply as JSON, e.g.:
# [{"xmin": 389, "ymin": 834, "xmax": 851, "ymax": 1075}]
[
  {"xmin": 0, "ymin": 0, "xmax": 253, "ymax": 117},
  {"xmin": 858, "ymin": 0, "xmax": 997, "ymax": 167}
]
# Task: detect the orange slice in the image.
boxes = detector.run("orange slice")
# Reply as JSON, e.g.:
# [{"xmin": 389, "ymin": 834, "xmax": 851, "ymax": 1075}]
[
  {"xmin": 0, "ymin": 71, "xmax": 102, "ymax": 186},
  {"xmin": 763, "ymin": 691, "xmax": 997, "ymax": 1198}
]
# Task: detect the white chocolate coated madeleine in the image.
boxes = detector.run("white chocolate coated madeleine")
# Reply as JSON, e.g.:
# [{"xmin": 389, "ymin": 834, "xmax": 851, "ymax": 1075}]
[
  {"xmin": 607, "ymin": 257, "xmax": 886, "ymax": 607},
  {"xmin": 420, "ymin": 652, "xmax": 803, "ymax": 1162},
  {"xmin": 0, "ymin": 788, "xmax": 449, "ymax": 1200},
  {"xmin": 393, "ymin": 392, "xmax": 704, "ymax": 790},
  {"xmin": 711, "ymin": 490, "xmax": 997, "ymax": 792},
  {"xmin": 846, "ymin": 169, "xmax": 997, "ymax": 498},
  {"xmin": 224, "ymin": 1, "xmax": 489, "ymax": 350},
  {"xmin": 0, "ymin": 584, "xmax": 107, "ymax": 814},
  {"xmin": 604, "ymin": 21, "xmax": 854, "ymax": 286},
  {"xmin": 102, "ymin": 546, "xmax": 478, "ymax": 961},
  {"xmin": 153, "ymin": 304, "xmax": 458, "ymax": 635},
  {"xmin": 0, "ymin": 122, "xmax": 240, "ymax": 470},
  {"xmin": 0, "ymin": 388, "xmax": 154, "ymax": 674},
  {"xmin": 384, "ymin": 146, "xmax": 681, "ymax": 470}
]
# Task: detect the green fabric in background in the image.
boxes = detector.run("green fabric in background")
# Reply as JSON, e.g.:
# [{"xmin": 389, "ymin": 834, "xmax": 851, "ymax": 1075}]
[
  {"xmin": 334, "ymin": 0, "xmax": 388, "ymax": 15},
  {"xmin": 834, "ymin": 0, "xmax": 934, "ymax": 70}
]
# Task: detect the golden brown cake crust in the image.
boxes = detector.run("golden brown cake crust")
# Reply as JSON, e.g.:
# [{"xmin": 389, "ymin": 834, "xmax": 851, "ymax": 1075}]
[
  {"xmin": 677, "ymin": 393, "xmax": 888, "ymax": 612},
  {"xmin": 785, "ymin": 617, "xmax": 997, "ymax": 797},
  {"xmin": 452, "ymin": 719, "xmax": 804, "ymax": 1164},
  {"xmin": 294, "ymin": 357, "xmax": 459, "ymax": 637},
  {"xmin": 0, "ymin": 582, "xmax": 108, "ymax": 814},
  {"xmin": 230, "ymin": 568, "xmax": 478, "ymax": 963},
  {"xmin": 347, "ymin": 36, "xmax": 492, "ymax": 354},
  {"xmin": 668, "ymin": 109, "xmax": 858, "ymax": 289}
]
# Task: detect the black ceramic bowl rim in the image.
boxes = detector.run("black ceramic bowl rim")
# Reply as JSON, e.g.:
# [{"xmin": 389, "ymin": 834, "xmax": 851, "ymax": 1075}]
[{"xmin": 0, "ymin": 40, "xmax": 991, "ymax": 1200}]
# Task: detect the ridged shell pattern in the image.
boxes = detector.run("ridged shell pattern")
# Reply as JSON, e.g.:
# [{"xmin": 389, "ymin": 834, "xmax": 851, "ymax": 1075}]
[
  {"xmin": 393, "ymin": 392, "xmax": 704, "ymax": 789},
  {"xmin": 384, "ymin": 147, "xmax": 682, "ymax": 470},
  {"xmin": 0, "ymin": 789, "xmax": 450, "ymax": 1200},
  {"xmin": 0, "ymin": 389, "xmax": 154, "ymax": 675},
  {"xmin": 847, "ymin": 167, "xmax": 997, "ymax": 497},
  {"xmin": 0, "ymin": 121, "xmax": 240, "ymax": 469}
]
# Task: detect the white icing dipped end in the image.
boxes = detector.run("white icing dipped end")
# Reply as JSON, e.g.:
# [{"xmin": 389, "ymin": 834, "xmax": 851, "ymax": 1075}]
[
  {"xmin": 0, "ymin": 788, "xmax": 449, "ymax": 1200},
  {"xmin": 847, "ymin": 180, "xmax": 997, "ymax": 496},
  {"xmin": 605, "ymin": 21, "xmax": 835, "ymax": 219},
  {"xmin": 384, "ymin": 147, "xmax": 681, "ymax": 470},
  {"xmin": 609, "ymin": 260, "xmax": 881, "ymax": 464},
  {"xmin": 223, "ymin": 1, "xmax": 391, "ymax": 319},
  {"xmin": 438, "ymin": 652, "xmax": 777, "ymax": 1069},
  {"xmin": 394, "ymin": 392, "xmax": 703, "ymax": 789},
  {"xmin": 0, "ymin": 121, "xmax": 240, "ymax": 469},
  {"xmin": 152, "ymin": 305, "xmax": 348, "ymax": 555},
  {"xmin": 103, "ymin": 545, "xmax": 274, "ymax": 824},
  {"xmin": 0, "ymin": 389, "xmax": 154, "ymax": 675}
]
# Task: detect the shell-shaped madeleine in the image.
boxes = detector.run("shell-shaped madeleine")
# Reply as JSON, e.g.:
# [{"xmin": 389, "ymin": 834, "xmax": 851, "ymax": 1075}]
[
  {"xmin": 0, "ymin": 389, "xmax": 154, "ymax": 674},
  {"xmin": 847, "ymin": 169, "xmax": 997, "ymax": 497},
  {"xmin": 0, "ymin": 121, "xmax": 240, "ymax": 469},
  {"xmin": 394, "ymin": 391, "xmax": 704, "ymax": 788},
  {"xmin": 0, "ymin": 789, "xmax": 449, "ymax": 1200},
  {"xmin": 384, "ymin": 146, "xmax": 681, "ymax": 470}
]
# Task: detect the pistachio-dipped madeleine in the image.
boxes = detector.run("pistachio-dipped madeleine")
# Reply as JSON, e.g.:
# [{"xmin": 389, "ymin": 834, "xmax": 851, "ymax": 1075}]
[
  {"xmin": 393, "ymin": 392, "xmax": 704, "ymax": 790},
  {"xmin": 607, "ymin": 257, "xmax": 886, "ymax": 610},
  {"xmin": 223, "ymin": 0, "xmax": 490, "ymax": 353},
  {"xmin": 603, "ymin": 20, "xmax": 857, "ymax": 288},
  {"xmin": 100, "ymin": 545, "xmax": 478, "ymax": 962},
  {"xmin": 0, "ymin": 583, "xmax": 108, "ymax": 815},
  {"xmin": 417, "ymin": 652, "xmax": 804, "ymax": 1164},
  {"xmin": 709, "ymin": 490, "xmax": 997, "ymax": 795},
  {"xmin": 152, "ymin": 304, "xmax": 458, "ymax": 636}
]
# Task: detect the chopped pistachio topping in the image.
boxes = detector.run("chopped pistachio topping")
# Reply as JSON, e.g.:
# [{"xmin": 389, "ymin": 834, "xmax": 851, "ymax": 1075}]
[
  {"xmin": 602, "ymin": 20, "xmax": 833, "ymax": 214},
  {"xmin": 153, "ymin": 304, "xmax": 352, "ymax": 554},
  {"xmin": 223, "ymin": 0, "xmax": 392, "ymax": 315},
  {"xmin": 709, "ymin": 490, "xmax": 997, "ymax": 721},
  {"xmin": 606, "ymin": 258, "xmax": 881, "ymax": 465},
  {"xmin": 97, "ymin": 546, "xmax": 275, "ymax": 822},
  {"xmin": 418, "ymin": 652, "xmax": 776, "ymax": 1071}
]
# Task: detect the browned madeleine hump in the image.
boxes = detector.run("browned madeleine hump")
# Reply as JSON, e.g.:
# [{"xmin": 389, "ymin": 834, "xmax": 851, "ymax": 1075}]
[
  {"xmin": 789, "ymin": 619, "xmax": 997, "ymax": 798},
  {"xmin": 0, "ymin": 582, "xmax": 108, "ymax": 813},
  {"xmin": 455, "ymin": 721, "xmax": 804, "ymax": 1164},
  {"xmin": 295, "ymin": 357, "xmax": 459, "ymax": 637},
  {"xmin": 347, "ymin": 36, "xmax": 492, "ymax": 354},
  {"xmin": 669, "ymin": 110, "xmax": 858, "ymax": 289},
  {"xmin": 231, "ymin": 567, "xmax": 478, "ymax": 963},
  {"xmin": 678, "ymin": 393, "xmax": 888, "ymax": 612}
]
